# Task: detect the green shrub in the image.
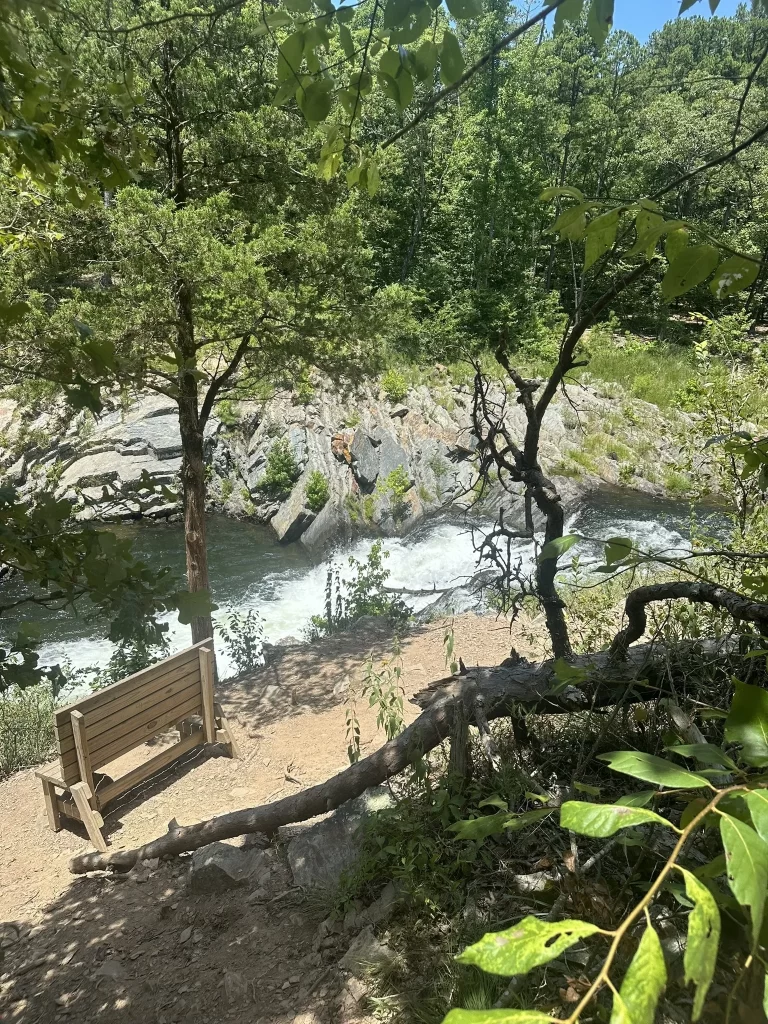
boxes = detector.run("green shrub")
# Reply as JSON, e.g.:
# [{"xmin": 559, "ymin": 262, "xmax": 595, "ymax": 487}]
[
  {"xmin": 0, "ymin": 683, "xmax": 56, "ymax": 777},
  {"xmin": 221, "ymin": 477, "xmax": 234, "ymax": 501},
  {"xmin": 381, "ymin": 368, "xmax": 408, "ymax": 403},
  {"xmin": 216, "ymin": 399, "xmax": 240, "ymax": 426},
  {"xmin": 377, "ymin": 465, "xmax": 413, "ymax": 523},
  {"xmin": 219, "ymin": 609, "xmax": 264, "ymax": 676},
  {"xmin": 307, "ymin": 541, "xmax": 410, "ymax": 640},
  {"xmin": 295, "ymin": 375, "xmax": 315, "ymax": 406},
  {"xmin": 305, "ymin": 470, "xmax": 330, "ymax": 513},
  {"xmin": 261, "ymin": 437, "xmax": 300, "ymax": 498}
]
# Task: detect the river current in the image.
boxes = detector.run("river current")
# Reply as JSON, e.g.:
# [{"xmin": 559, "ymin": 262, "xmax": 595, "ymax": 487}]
[{"xmin": 5, "ymin": 489, "xmax": 728, "ymax": 679}]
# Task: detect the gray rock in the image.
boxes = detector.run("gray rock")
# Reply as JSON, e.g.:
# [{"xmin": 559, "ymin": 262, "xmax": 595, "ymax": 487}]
[
  {"xmin": 350, "ymin": 430, "xmax": 379, "ymax": 489},
  {"xmin": 376, "ymin": 432, "xmax": 409, "ymax": 482},
  {"xmin": 272, "ymin": 479, "xmax": 316, "ymax": 543},
  {"xmin": 339, "ymin": 926, "xmax": 389, "ymax": 975},
  {"xmin": 188, "ymin": 842, "xmax": 274, "ymax": 893},
  {"xmin": 286, "ymin": 787, "xmax": 393, "ymax": 888}
]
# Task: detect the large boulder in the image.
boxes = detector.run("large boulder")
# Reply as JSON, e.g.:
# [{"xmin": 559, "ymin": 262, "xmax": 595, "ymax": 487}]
[
  {"xmin": 285, "ymin": 787, "xmax": 393, "ymax": 888},
  {"xmin": 272, "ymin": 481, "xmax": 316, "ymax": 544},
  {"xmin": 350, "ymin": 430, "xmax": 380, "ymax": 489}
]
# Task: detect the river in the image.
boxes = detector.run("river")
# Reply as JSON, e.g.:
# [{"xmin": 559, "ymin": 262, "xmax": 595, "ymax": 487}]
[{"xmin": 4, "ymin": 489, "xmax": 729, "ymax": 680}]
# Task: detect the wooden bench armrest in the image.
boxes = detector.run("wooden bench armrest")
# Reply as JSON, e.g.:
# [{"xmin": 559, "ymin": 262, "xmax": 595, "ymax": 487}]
[{"xmin": 35, "ymin": 769, "xmax": 68, "ymax": 790}]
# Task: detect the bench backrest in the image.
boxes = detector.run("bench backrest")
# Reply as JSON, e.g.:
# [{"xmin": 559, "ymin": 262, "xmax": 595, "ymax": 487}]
[{"xmin": 54, "ymin": 641, "xmax": 211, "ymax": 786}]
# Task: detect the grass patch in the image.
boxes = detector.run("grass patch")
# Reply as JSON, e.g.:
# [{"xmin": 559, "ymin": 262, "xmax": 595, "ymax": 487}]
[
  {"xmin": 0, "ymin": 684, "xmax": 56, "ymax": 777},
  {"xmin": 580, "ymin": 341, "xmax": 696, "ymax": 410}
]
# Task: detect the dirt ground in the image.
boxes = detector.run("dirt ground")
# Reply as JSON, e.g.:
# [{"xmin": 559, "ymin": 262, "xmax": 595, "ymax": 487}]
[{"xmin": 0, "ymin": 614, "xmax": 539, "ymax": 1024}]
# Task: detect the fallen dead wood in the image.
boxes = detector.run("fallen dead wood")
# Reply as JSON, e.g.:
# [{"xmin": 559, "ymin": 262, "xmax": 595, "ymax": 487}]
[{"xmin": 69, "ymin": 638, "xmax": 733, "ymax": 874}]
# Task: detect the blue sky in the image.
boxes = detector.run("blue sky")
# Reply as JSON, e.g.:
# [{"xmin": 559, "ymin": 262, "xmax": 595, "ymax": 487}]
[{"xmin": 611, "ymin": 0, "xmax": 741, "ymax": 40}]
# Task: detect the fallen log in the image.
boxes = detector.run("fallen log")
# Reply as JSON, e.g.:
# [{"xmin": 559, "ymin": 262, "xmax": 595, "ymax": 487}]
[{"xmin": 68, "ymin": 638, "xmax": 733, "ymax": 874}]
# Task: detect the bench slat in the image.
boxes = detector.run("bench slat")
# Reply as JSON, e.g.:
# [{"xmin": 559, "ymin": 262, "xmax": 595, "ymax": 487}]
[
  {"xmin": 57, "ymin": 684, "xmax": 204, "ymax": 773},
  {"xmin": 53, "ymin": 641, "xmax": 206, "ymax": 724},
  {"xmin": 55, "ymin": 668, "xmax": 200, "ymax": 757}
]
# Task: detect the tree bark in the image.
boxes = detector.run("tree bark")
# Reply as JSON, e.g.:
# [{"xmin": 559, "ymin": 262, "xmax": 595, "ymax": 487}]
[
  {"xmin": 160, "ymin": 37, "xmax": 215, "ymax": 649},
  {"xmin": 69, "ymin": 638, "xmax": 733, "ymax": 874}
]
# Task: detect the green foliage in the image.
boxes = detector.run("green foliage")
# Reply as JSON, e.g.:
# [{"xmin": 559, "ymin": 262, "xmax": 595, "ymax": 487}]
[
  {"xmin": 347, "ymin": 641, "xmax": 405, "ymax": 764},
  {"xmin": 218, "ymin": 609, "xmax": 264, "ymax": 676},
  {"xmin": 305, "ymin": 469, "xmax": 330, "ymax": 513},
  {"xmin": 0, "ymin": 488, "xmax": 204, "ymax": 692},
  {"xmin": 308, "ymin": 540, "xmax": 409, "ymax": 639},
  {"xmin": 377, "ymin": 465, "xmax": 413, "ymax": 523},
  {"xmin": 0, "ymin": 682, "xmax": 56, "ymax": 777},
  {"xmin": 381, "ymin": 368, "xmax": 409, "ymax": 403},
  {"xmin": 216, "ymin": 400, "xmax": 240, "ymax": 427},
  {"xmin": 444, "ymin": 681, "xmax": 768, "ymax": 1023},
  {"xmin": 260, "ymin": 437, "xmax": 301, "ymax": 499}
]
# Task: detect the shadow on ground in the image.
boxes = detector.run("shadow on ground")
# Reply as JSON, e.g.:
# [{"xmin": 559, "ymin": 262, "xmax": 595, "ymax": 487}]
[{"xmin": 1, "ymin": 849, "xmax": 348, "ymax": 1024}]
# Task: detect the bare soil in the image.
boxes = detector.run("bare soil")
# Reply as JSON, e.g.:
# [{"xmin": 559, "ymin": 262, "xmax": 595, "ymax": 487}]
[{"xmin": 0, "ymin": 613, "xmax": 540, "ymax": 1024}]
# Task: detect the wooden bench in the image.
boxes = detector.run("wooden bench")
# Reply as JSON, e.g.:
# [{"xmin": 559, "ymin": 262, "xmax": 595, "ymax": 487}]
[{"xmin": 36, "ymin": 639, "xmax": 240, "ymax": 852}]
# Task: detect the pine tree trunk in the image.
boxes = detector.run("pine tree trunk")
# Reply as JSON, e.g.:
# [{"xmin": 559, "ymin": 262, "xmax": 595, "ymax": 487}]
[{"xmin": 177, "ymin": 358, "xmax": 214, "ymax": 647}]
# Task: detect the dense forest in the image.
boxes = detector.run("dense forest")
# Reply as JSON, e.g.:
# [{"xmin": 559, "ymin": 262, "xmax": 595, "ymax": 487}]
[{"xmin": 5, "ymin": 1, "xmax": 768, "ymax": 1023}]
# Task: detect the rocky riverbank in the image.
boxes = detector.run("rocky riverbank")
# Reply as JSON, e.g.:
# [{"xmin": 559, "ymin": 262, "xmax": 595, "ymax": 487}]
[{"xmin": 0, "ymin": 372, "xmax": 696, "ymax": 550}]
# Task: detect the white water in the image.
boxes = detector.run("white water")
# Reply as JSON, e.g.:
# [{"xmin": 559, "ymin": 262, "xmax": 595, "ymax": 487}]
[{"xmin": 31, "ymin": 492, "xmax": 724, "ymax": 681}]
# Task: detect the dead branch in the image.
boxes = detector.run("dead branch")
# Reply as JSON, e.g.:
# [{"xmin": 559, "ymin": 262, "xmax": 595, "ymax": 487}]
[
  {"xmin": 609, "ymin": 581, "xmax": 768, "ymax": 664},
  {"xmin": 69, "ymin": 638, "xmax": 731, "ymax": 875}
]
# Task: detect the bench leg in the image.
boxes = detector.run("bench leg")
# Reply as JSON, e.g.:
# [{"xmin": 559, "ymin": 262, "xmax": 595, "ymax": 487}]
[
  {"xmin": 214, "ymin": 701, "xmax": 242, "ymax": 759},
  {"xmin": 41, "ymin": 778, "xmax": 62, "ymax": 832},
  {"xmin": 71, "ymin": 782, "xmax": 108, "ymax": 853}
]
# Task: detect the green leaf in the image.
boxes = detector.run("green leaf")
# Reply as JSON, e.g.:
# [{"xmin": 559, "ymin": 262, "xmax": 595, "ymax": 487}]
[
  {"xmin": 297, "ymin": 78, "xmax": 334, "ymax": 122},
  {"xmin": 720, "ymin": 812, "xmax": 768, "ymax": 945},
  {"xmin": 665, "ymin": 227, "xmax": 689, "ymax": 263},
  {"xmin": 554, "ymin": 0, "xmax": 585, "ymax": 34},
  {"xmin": 443, "ymin": 1011, "xmax": 553, "ymax": 1023},
  {"xmin": 440, "ymin": 31, "xmax": 465, "ymax": 86},
  {"xmin": 628, "ymin": 214, "xmax": 683, "ymax": 259},
  {"xmin": 552, "ymin": 203, "xmax": 591, "ymax": 241},
  {"xmin": 611, "ymin": 923, "xmax": 666, "ymax": 1024},
  {"xmin": 456, "ymin": 916, "xmax": 602, "ymax": 977},
  {"xmin": 174, "ymin": 588, "xmax": 216, "ymax": 625},
  {"xmin": 666, "ymin": 743, "xmax": 738, "ymax": 771},
  {"xmin": 585, "ymin": 209, "xmax": 619, "ymax": 270},
  {"xmin": 710, "ymin": 256, "xmax": 760, "ymax": 299},
  {"xmin": 560, "ymin": 800, "xmax": 677, "ymax": 838},
  {"xmin": 677, "ymin": 867, "xmax": 720, "ymax": 1020},
  {"xmin": 446, "ymin": 0, "xmax": 482, "ymax": 18},
  {"xmin": 379, "ymin": 48, "xmax": 401, "ymax": 78},
  {"xmin": 587, "ymin": 0, "xmax": 614, "ymax": 48},
  {"xmin": 389, "ymin": 2, "xmax": 431, "ymax": 43},
  {"xmin": 725, "ymin": 681, "xmax": 768, "ymax": 767},
  {"xmin": 395, "ymin": 67, "xmax": 414, "ymax": 110},
  {"xmin": 661, "ymin": 244, "xmax": 720, "ymax": 299},
  {"xmin": 616, "ymin": 790, "xmax": 657, "ymax": 807},
  {"xmin": 448, "ymin": 808, "xmax": 549, "ymax": 840},
  {"xmin": 605, "ymin": 536, "xmax": 633, "ymax": 566},
  {"xmin": 444, "ymin": 1012, "xmax": 553, "ymax": 1023},
  {"xmin": 338, "ymin": 24, "xmax": 355, "ymax": 58},
  {"xmin": 574, "ymin": 781, "xmax": 601, "ymax": 796},
  {"xmin": 539, "ymin": 184, "xmax": 586, "ymax": 202},
  {"xmin": 745, "ymin": 790, "xmax": 768, "ymax": 843},
  {"xmin": 278, "ymin": 31, "xmax": 305, "ymax": 80},
  {"xmin": 478, "ymin": 795, "xmax": 509, "ymax": 811},
  {"xmin": 538, "ymin": 534, "xmax": 579, "ymax": 562},
  {"xmin": 598, "ymin": 751, "xmax": 710, "ymax": 789},
  {"xmin": 411, "ymin": 39, "xmax": 439, "ymax": 81}
]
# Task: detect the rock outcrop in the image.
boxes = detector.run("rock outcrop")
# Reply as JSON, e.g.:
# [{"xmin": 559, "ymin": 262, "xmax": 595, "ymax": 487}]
[{"xmin": 0, "ymin": 370, "xmax": 695, "ymax": 550}]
